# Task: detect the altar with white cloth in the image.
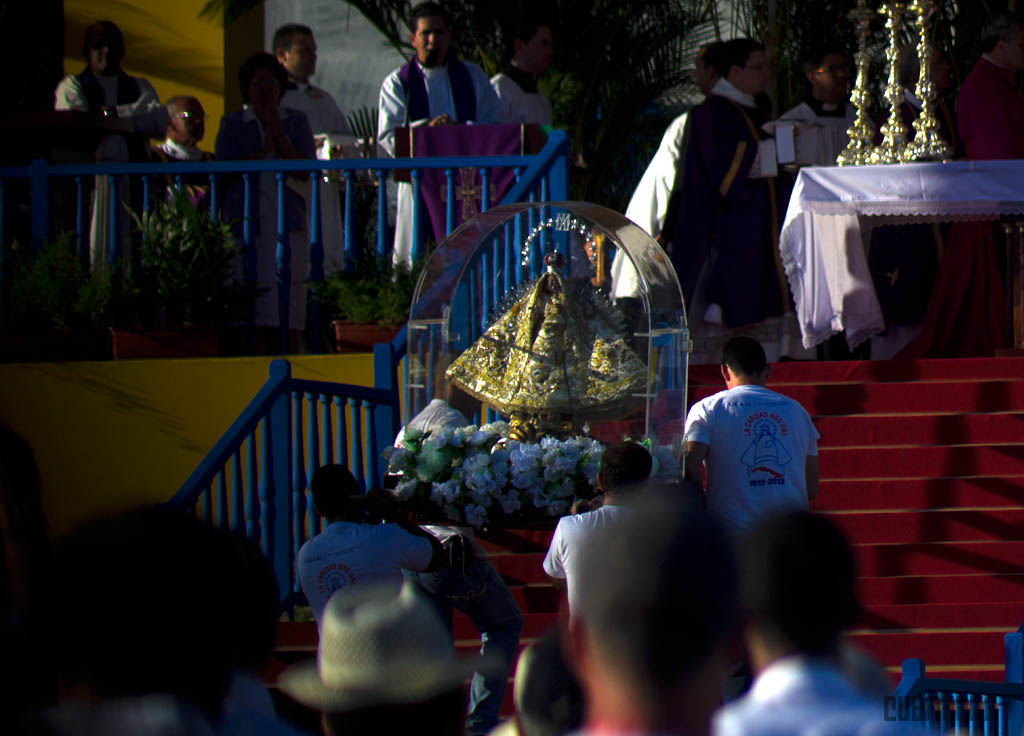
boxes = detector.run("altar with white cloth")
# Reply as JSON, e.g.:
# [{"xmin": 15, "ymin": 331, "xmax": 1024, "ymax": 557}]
[{"xmin": 779, "ymin": 160, "xmax": 1024, "ymax": 351}]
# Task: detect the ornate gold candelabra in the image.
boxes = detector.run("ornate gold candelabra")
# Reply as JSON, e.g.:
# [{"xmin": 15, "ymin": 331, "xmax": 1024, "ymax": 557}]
[
  {"xmin": 869, "ymin": 1, "xmax": 910, "ymax": 164},
  {"xmin": 837, "ymin": 0, "xmax": 878, "ymax": 166},
  {"xmin": 900, "ymin": 0, "xmax": 953, "ymax": 162}
]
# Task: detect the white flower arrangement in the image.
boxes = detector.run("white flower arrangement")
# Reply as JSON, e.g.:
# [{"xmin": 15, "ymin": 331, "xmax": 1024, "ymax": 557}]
[{"xmin": 383, "ymin": 421, "xmax": 605, "ymax": 528}]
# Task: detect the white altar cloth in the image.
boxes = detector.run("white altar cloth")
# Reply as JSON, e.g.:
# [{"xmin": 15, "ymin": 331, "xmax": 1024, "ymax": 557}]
[{"xmin": 780, "ymin": 160, "xmax": 1024, "ymax": 350}]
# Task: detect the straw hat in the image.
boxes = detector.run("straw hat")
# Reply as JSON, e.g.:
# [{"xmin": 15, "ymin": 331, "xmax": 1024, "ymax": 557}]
[{"xmin": 279, "ymin": 583, "xmax": 494, "ymax": 711}]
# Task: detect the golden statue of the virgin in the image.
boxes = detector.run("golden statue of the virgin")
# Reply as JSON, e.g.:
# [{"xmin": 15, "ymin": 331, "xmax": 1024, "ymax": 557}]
[{"xmin": 446, "ymin": 253, "xmax": 647, "ymax": 442}]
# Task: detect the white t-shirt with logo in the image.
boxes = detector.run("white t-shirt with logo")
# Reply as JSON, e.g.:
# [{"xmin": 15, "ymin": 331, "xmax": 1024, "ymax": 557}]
[
  {"xmin": 685, "ymin": 385, "xmax": 819, "ymax": 535},
  {"xmin": 543, "ymin": 504, "xmax": 632, "ymax": 616},
  {"xmin": 297, "ymin": 521, "xmax": 433, "ymax": 624}
]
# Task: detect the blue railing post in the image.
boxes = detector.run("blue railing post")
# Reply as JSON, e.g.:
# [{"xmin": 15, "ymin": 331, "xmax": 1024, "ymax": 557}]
[
  {"xmin": 374, "ymin": 339, "xmax": 401, "ymax": 483},
  {"xmin": 411, "ymin": 169, "xmax": 423, "ymax": 264},
  {"xmin": 276, "ymin": 172, "xmax": 290, "ymax": 354},
  {"xmin": 29, "ymin": 158, "xmax": 49, "ymax": 247},
  {"xmin": 376, "ymin": 169, "xmax": 388, "ymax": 258},
  {"xmin": 264, "ymin": 359, "xmax": 293, "ymax": 600},
  {"xmin": 309, "ymin": 172, "xmax": 324, "ymax": 353},
  {"xmin": 343, "ymin": 170, "xmax": 355, "ymax": 269},
  {"xmin": 1005, "ymin": 630, "xmax": 1023, "ymax": 736}
]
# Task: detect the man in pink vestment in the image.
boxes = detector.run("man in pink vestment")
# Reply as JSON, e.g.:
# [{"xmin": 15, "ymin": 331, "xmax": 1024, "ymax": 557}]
[{"xmin": 898, "ymin": 12, "xmax": 1024, "ymax": 358}]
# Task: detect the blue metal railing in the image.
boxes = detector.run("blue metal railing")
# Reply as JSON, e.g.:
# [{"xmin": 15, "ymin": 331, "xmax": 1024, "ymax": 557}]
[
  {"xmin": 0, "ymin": 129, "xmax": 570, "ymax": 353},
  {"xmin": 167, "ymin": 358, "xmax": 396, "ymax": 602},
  {"xmin": 894, "ymin": 626, "xmax": 1024, "ymax": 734}
]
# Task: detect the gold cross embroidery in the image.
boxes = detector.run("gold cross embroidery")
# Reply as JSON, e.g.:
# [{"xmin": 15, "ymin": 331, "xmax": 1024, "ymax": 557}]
[{"xmin": 440, "ymin": 167, "xmax": 483, "ymax": 220}]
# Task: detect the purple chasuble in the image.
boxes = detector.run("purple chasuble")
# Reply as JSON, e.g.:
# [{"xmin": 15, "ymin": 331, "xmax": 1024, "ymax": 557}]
[{"xmin": 398, "ymin": 57, "xmax": 477, "ymax": 123}]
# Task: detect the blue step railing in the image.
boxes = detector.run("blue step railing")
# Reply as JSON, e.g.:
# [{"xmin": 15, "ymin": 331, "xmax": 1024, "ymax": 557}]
[
  {"xmin": 0, "ymin": 129, "xmax": 569, "ymax": 352},
  {"xmin": 894, "ymin": 625, "xmax": 1024, "ymax": 734},
  {"xmin": 167, "ymin": 358, "xmax": 398, "ymax": 603}
]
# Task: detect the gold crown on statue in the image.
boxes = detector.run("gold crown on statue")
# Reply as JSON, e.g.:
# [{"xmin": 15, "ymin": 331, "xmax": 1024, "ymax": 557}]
[{"xmin": 446, "ymin": 252, "xmax": 646, "ymax": 442}]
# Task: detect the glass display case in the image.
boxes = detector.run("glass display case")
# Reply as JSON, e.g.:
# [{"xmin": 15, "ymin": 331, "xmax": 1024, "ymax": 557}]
[{"xmin": 404, "ymin": 201, "xmax": 691, "ymax": 454}]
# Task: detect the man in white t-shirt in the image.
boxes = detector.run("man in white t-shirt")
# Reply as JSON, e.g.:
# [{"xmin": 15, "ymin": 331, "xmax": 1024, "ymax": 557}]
[
  {"xmin": 297, "ymin": 463, "xmax": 440, "ymax": 625},
  {"xmin": 542, "ymin": 442, "xmax": 653, "ymax": 616},
  {"xmin": 392, "ymin": 378, "xmax": 524, "ymax": 736},
  {"xmin": 684, "ymin": 336, "xmax": 820, "ymax": 536}
]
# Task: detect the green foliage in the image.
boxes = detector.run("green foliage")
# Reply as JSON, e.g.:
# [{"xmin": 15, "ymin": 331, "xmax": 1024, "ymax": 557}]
[
  {"xmin": 313, "ymin": 252, "xmax": 418, "ymax": 328},
  {"xmin": 346, "ymin": 105, "xmax": 380, "ymax": 141},
  {"xmin": 128, "ymin": 189, "xmax": 253, "ymax": 328},
  {"xmin": 4, "ymin": 234, "xmax": 114, "ymax": 331}
]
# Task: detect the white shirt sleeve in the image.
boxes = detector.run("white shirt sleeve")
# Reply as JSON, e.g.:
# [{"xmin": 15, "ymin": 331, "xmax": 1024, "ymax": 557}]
[
  {"xmin": 469, "ymin": 63, "xmax": 502, "ymax": 125},
  {"xmin": 542, "ymin": 519, "xmax": 568, "ymax": 579},
  {"xmin": 391, "ymin": 526, "xmax": 435, "ymax": 572},
  {"xmin": 117, "ymin": 78, "xmax": 168, "ymax": 138},
  {"xmin": 54, "ymin": 75, "xmax": 88, "ymax": 111},
  {"xmin": 684, "ymin": 399, "xmax": 711, "ymax": 445},
  {"xmin": 378, "ymin": 69, "xmax": 407, "ymax": 157},
  {"xmin": 624, "ymin": 111, "xmax": 689, "ymax": 238}
]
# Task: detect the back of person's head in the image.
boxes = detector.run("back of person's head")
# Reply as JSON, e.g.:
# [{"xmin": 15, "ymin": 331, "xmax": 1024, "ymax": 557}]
[
  {"xmin": 81, "ymin": 20, "xmax": 125, "ymax": 60},
  {"xmin": 699, "ymin": 41, "xmax": 725, "ymax": 72},
  {"xmin": 272, "ymin": 22, "xmax": 313, "ymax": 53},
  {"xmin": 575, "ymin": 499, "xmax": 739, "ymax": 705},
  {"xmin": 980, "ymin": 11, "xmax": 1023, "ymax": 54},
  {"xmin": 237, "ymin": 51, "xmax": 288, "ymax": 103},
  {"xmin": 49, "ymin": 507, "xmax": 236, "ymax": 720},
  {"xmin": 597, "ymin": 442, "xmax": 652, "ymax": 497},
  {"xmin": 409, "ymin": 2, "xmax": 452, "ymax": 31},
  {"xmin": 218, "ymin": 532, "xmax": 279, "ymax": 672},
  {"xmin": 310, "ymin": 464, "xmax": 361, "ymax": 520},
  {"xmin": 513, "ymin": 627, "xmax": 584, "ymax": 736},
  {"xmin": 721, "ymin": 336, "xmax": 767, "ymax": 377},
  {"xmin": 740, "ymin": 511, "xmax": 858, "ymax": 657},
  {"xmin": 506, "ymin": 9, "xmax": 553, "ymax": 56},
  {"xmin": 715, "ymin": 38, "xmax": 765, "ymax": 79}
]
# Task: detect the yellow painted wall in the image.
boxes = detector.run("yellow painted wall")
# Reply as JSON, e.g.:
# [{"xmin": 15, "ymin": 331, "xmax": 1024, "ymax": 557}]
[
  {"xmin": 0, "ymin": 354, "xmax": 374, "ymax": 537},
  {"xmin": 62, "ymin": 0, "xmax": 226, "ymax": 146}
]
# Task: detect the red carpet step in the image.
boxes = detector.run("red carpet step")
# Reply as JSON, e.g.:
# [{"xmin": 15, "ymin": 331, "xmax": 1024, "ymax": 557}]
[{"xmin": 271, "ymin": 357, "xmax": 1024, "ymax": 695}]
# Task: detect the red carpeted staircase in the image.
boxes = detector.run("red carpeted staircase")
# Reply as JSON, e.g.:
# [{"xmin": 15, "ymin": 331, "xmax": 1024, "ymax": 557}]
[{"xmin": 273, "ymin": 356, "xmax": 1024, "ymax": 713}]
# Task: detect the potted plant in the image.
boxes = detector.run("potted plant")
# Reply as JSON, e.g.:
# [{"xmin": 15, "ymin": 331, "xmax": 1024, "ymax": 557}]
[
  {"xmin": 1, "ymin": 234, "xmax": 116, "ymax": 361},
  {"xmin": 117, "ymin": 188, "xmax": 257, "ymax": 358},
  {"xmin": 313, "ymin": 251, "xmax": 418, "ymax": 352}
]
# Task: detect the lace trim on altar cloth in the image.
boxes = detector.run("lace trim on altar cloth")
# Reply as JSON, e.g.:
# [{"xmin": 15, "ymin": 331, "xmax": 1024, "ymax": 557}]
[{"xmin": 802, "ymin": 201, "xmax": 1024, "ymax": 222}]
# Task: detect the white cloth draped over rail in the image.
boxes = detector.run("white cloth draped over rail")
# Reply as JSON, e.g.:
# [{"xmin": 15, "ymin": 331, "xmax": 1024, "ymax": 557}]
[{"xmin": 780, "ymin": 160, "xmax": 1024, "ymax": 351}]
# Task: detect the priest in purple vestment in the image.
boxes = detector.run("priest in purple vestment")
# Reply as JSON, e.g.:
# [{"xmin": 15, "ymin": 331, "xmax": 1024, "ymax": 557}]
[
  {"xmin": 670, "ymin": 38, "xmax": 787, "ymax": 330},
  {"xmin": 378, "ymin": 2, "xmax": 501, "ymax": 266}
]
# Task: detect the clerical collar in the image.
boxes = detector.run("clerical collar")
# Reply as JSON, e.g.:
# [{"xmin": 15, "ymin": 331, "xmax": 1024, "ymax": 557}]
[
  {"xmin": 711, "ymin": 78, "xmax": 756, "ymax": 109},
  {"xmin": 285, "ymin": 78, "xmax": 306, "ymax": 91},
  {"xmin": 807, "ymin": 97, "xmax": 846, "ymax": 118},
  {"xmin": 502, "ymin": 63, "xmax": 538, "ymax": 94}
]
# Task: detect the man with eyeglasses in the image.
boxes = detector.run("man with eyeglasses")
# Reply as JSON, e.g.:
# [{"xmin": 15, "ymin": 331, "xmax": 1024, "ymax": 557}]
[
  {"xmin": 668, "ymin": 38, "xmax": 806, "ymax": 363},
  {"xmin": 154, "ymin": 96, "xmax": 211, "ymax": 163},
  {"xmin": 776, "ymin": 44, "xmax": 856, "ymax": 167}
]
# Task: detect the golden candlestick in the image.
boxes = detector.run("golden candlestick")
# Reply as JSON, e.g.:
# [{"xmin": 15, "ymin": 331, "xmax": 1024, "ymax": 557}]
[
  {"xmin": 900, "ymin": 0, "xmax": 953, "ymax": 162},
  {"xmin": 837, "ymin": 0, "xmax": 878, "ymax": 166},
  {"xmin": 869, "ymin": 2, "xmax": 910, "ymax": 164}
]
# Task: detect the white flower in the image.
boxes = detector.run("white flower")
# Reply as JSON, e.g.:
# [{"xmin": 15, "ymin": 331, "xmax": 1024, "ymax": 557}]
[
  {"xmin": 469, "ymin": 485, "xmax": 494, "ymax": 507},
  {"xmin": 463, "ymin": 453, "xmax": 491, "ymax": 475},
  {"xmin": 386, "ymin": 446, "xmax": 412, "ymax": 473},
  {"xmin": 469, "ymin": 430, "xmax": 491, "ymax": 445},
  {"xmin": 394, "ymin": 479, "xmax": 418, "ymax": 501},
  {"xmin": 480, "ymin": 420, "xmax": 509, "ymax": 437},
  {"xmin": 429, "ymin": 482, "xmax": 446, "ymax": 505},
  {"xmin": 498, "ymin": 492, "xmax": 522, "ymax": 514},
  {"xmin": 464, "ymin": 503, "xmax": 488, "ymax": 528}
]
